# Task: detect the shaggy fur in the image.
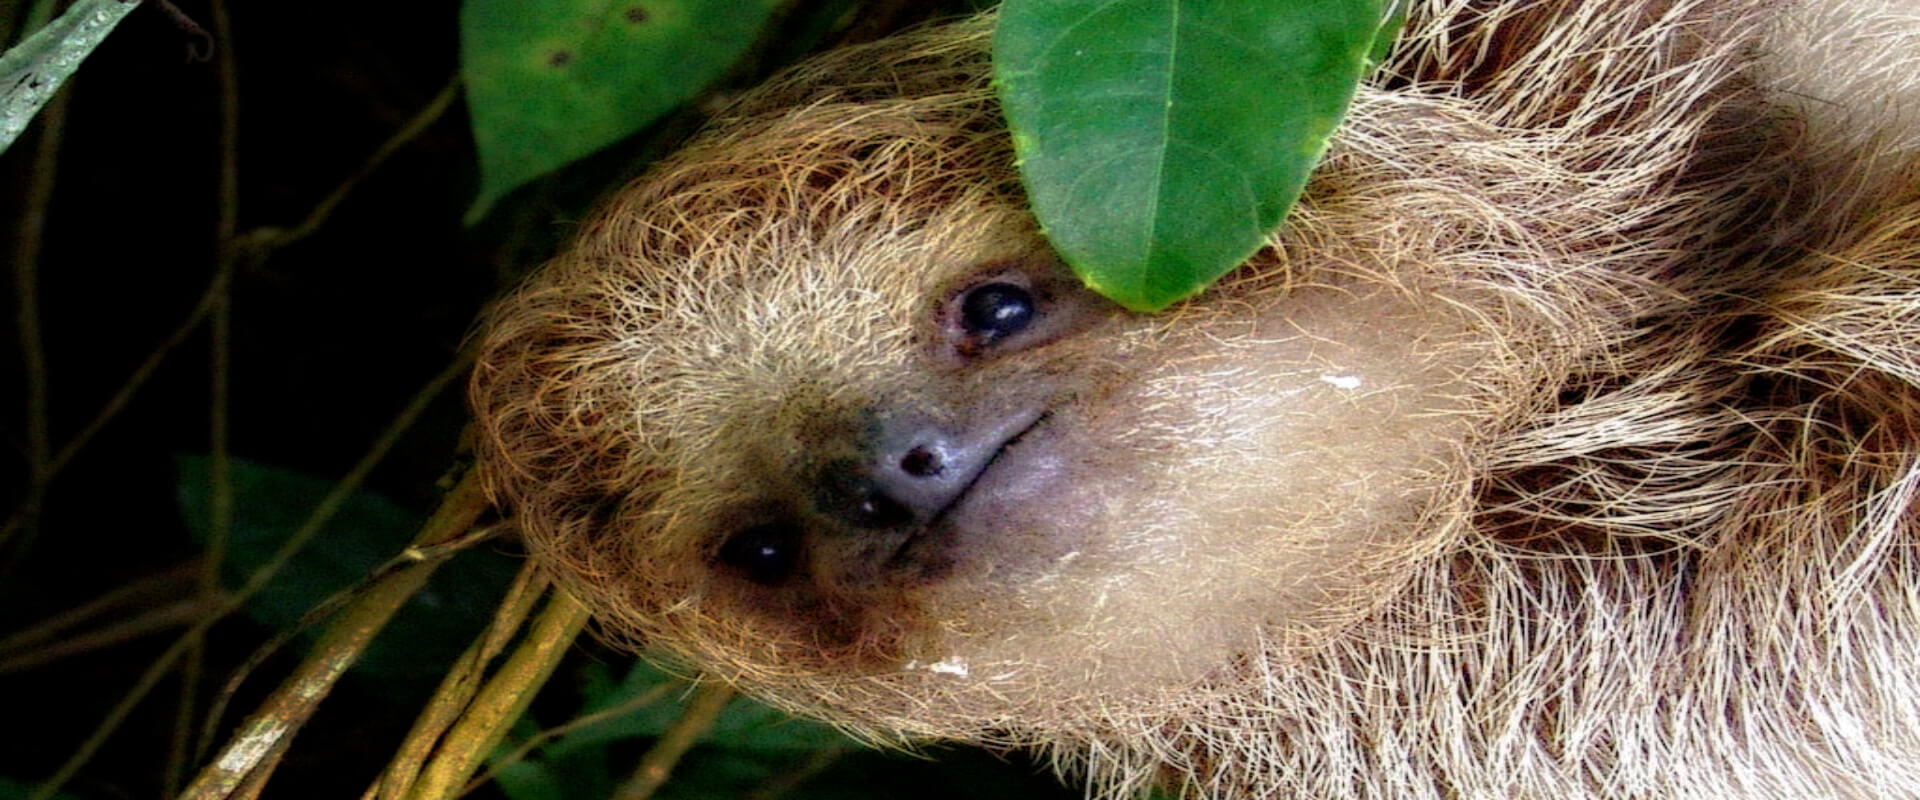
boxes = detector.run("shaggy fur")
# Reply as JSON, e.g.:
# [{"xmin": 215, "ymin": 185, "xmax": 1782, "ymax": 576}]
[{"xmin": 470, "ymin": 0, "xmax": 1920, "ymax": 796}]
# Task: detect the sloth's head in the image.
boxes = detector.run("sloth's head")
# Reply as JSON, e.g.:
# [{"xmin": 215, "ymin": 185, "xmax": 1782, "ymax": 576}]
[{"xmin": 471, "ymin": 9, "xmax": 1731, "ymax": 741}]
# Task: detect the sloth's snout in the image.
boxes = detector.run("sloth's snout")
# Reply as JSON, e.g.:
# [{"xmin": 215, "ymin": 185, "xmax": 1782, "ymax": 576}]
[
  {"xmin": 810, "ymin": 407, "xmax": 1044, "ymax": 533},
  {"xmin": 813, "ymin": 415, "xmax": 987, "ymax": 530}
]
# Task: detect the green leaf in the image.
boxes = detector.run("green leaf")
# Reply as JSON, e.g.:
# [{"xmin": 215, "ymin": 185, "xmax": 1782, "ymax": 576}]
[
  {"xmin": 0, "ymin": 0, "xmax": 141, "ymax": 156},
  {"xmin": 492, "ymin": 757, "xmax": 577, "ymax": 800},
  {"xmin": 1368, "ymin": 0, "xmax": 1408, "ymax": 70},
  {"xmin": 460, "ymin": 0, "xmax": 779, "ymax": 223},
  {"xmin": 994, "ymin": 0, "xmax": 1384, "ymax": 311}
]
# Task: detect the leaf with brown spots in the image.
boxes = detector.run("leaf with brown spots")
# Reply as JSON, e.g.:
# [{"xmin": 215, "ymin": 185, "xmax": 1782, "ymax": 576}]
[{"xmin": 461, "ymin": 0, "xmax": 780, "ymax": 222}]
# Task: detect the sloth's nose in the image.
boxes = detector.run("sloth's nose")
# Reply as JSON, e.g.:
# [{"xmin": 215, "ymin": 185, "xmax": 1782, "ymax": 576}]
[{"xmin": 812, "ymin": 414, "xmax": 996, "ymax": 530}]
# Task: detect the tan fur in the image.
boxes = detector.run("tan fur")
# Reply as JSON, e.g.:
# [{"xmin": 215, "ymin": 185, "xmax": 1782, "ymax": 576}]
[{"xmin": 470, "ymin": 0, "xmax": 1920, "ymax": 796}]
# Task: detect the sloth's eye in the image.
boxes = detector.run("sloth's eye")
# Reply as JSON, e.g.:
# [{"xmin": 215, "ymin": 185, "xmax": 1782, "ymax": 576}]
[
  {"xmin": 718, "ymin": 522, "xmax": 802, "ymax": 585},
  {"xmin": 960, "ymin": 282, "xmax": 1036, "ymax": 343}
]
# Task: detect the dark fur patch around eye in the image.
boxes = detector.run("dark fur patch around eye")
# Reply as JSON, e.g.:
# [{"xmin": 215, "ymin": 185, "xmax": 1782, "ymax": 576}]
[{"xmin": 718, "ymin": 522, "xmax": 804, "ymax": 585}]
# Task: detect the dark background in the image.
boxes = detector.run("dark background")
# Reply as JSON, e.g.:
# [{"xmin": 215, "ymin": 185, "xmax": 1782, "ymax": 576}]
[{"xmin": 0, "ymin": 1, "xmax": 1068, "ymax": 797}]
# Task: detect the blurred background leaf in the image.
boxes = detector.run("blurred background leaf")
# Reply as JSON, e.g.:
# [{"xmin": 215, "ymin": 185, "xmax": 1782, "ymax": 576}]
[
  {"xmin": 490, "ymin": 660, "xmax": 1074, "ymax": 800},
  {"xmin": 0, "ymin": 777, "xmax": 79, "ymax": 800},
  {"xmin": 174, "ymin": 455, "xmax": 518, "ymax": 690}
]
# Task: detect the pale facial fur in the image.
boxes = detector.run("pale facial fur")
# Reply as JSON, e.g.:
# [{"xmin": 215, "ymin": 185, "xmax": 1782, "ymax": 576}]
[{"xmin": 472, "ymin": 0, "xmax": 1920, "ymax": 796}]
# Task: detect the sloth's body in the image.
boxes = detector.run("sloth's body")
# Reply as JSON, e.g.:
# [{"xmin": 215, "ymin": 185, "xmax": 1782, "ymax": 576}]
[{"xmin": 471, "ymin": 0, "xmax": 1920, "ymax": 797}]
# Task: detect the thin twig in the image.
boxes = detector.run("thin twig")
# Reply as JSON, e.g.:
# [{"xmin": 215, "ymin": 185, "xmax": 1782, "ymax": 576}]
[
  {"xmin": 613, "ymin": 682, "xmax": 737, "ymax": 800},
  {"xmin": 170, "ymin": 0, "xmax": 244, "ymax": 784},
  {"xmin": 6, "ymin": 85, "xmax": 66, "ymax": 537},
  {"xmin": 31, "ymin": 352, "xmax": 477, "ymax": 800},
  {"xmin": 274, "ymin": 76, "xmax": 462, "ymax": 249},
  {"xmin": 458, "ymin": 680, "xmax": 682, "ymax": 798},
  {"xmin": 372, "ymin": 562, "xmax": 550, "ymax": 800},
  {"xmin": 0, "ymin": 73, "xmax": 72, "ymax": 577},
  {"xmin": 181, "ymin": 179, "xmax": 236, "ymax": 799},
  {"xmin": 197, "ymin": 523, "xmax": 508, "ymax": 766},
  {"xmin": 168, "ymin": 627, "xmax": 207, "ymax": 797},
  {"xmin": 204, "ymin": 348, "xmax": 476, "ymax": 611},
  {"xmin": 0, "ymin": 597, "xmax": 217, "ymax": 675},
  {"xmin": 177, "ymin": 470, "xmax": 494, "ymax": 800},
  {"xmin": 0, "ymin": 50, "xmax": 463, "ymax": 558},
  {"xmin": 18, "ymin": 6, "xmax": 475, "ymax": 796},
  {"xmin": 0, "ymin": 268, "xmax": 227, "ymax": 555},
  {"xmin": 0, "ymin": 560, "xmax": 200, "ymax": 653},
  {"xmin": 152, "ymin": 0, "xmax": 214, "ymax": 62},
  {"xmin": 402, "ymin": 591, "xmax": 592, "ymax": 800},
  {"xmin": 28, "ymin": 626, "xmax": 198, "ymax": 800}
]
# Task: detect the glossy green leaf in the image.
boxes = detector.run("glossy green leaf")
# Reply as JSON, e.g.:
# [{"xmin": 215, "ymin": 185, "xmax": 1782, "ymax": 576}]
[
  {"xmin": 994, "ymin": 0, "xmax": 1384, "ymax": 311},
  {"xmin": 460, "ymin": 0, "xmax": 779, "ymax": 222}
]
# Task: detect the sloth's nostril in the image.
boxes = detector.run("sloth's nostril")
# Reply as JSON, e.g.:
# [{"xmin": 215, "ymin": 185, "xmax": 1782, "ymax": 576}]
[{"xmin": 900, "ymin": 445, "xmax": 943, "ymax": 477}]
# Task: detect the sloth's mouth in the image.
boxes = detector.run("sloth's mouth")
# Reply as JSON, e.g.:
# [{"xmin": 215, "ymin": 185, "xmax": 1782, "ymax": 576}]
[
  {"xmin": 886, "ymin": 410, "xmax": 1049, "ymax": 568},
  {"xmin": 940, "ymin": 410, "xmax": 1049, "ymax": 520}
]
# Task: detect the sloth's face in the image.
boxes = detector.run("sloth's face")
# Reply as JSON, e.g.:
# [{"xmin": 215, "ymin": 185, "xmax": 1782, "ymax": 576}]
[
  {"xmin": 477, "ymin": 87, "xmax": 1514, "ymax": 730},
  {"xmin": 556, "ymin": 194, "xmax": 1485, "ymax": 723}
]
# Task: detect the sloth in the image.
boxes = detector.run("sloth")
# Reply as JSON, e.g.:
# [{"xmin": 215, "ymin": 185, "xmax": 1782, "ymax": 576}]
[{"xmin": 469, "ymin": 0, "xmax": 1920, "ymax": 796}]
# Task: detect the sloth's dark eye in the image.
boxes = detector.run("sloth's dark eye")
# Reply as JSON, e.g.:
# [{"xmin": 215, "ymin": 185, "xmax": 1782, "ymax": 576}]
[
  {"xmin": 718, "ymin": 522, "xmax": 802, "ymax": 585},
  {"xmin": 960, "ymin": 282, "xmax": 1035, "ymax": 343}
]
